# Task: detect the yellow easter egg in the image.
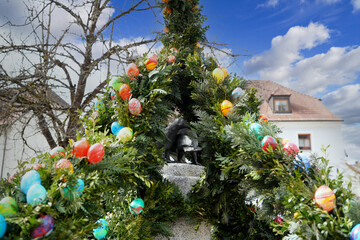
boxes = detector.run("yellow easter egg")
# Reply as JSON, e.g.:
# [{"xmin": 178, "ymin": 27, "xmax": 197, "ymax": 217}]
[{"xmin": 212, "ymin": 68, "xmax": 225, "ymax": 84}]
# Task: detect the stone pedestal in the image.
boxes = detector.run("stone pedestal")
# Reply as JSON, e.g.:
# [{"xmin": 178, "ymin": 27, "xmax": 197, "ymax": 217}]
[{"xmin": 155, "ymin": 163, "xmax": 211, "ymax": 240}]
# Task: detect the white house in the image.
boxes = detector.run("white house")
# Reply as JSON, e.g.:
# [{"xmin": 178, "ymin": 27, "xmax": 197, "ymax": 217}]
[{"xmin": 250, "ymin": 80, "xmax": 360, "ymax": 194}]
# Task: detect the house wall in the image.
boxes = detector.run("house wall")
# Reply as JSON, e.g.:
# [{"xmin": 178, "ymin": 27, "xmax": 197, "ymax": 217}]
[{"xmin": 0, "ymin": 114, "xmax": 49, "ymax": 179}]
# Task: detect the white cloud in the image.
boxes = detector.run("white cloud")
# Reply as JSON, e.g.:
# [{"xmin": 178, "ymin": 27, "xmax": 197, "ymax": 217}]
[
  {"xmin": 352, "ymin": 0, "xmax": 360, "ymax": 11},
  {"xmin": 243, "ymin": 22, "xmax": 360, "ymax": 95},
  {"xmin": 316, "ymin": 0, "xmax": 341, "ymax": 3},
  {"xmin": 258, "ymin": 0, "xmax": 280, "ymax": 8}
]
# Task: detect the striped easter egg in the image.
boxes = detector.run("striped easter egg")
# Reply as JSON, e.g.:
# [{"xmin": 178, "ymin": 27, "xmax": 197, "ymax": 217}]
[{"xmin": 314, "ymin": 185, "xmax": 336, "ymax": 212}]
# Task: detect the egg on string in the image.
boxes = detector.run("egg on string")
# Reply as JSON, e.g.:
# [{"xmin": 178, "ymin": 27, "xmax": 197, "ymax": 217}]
[
  {"xmin": 0, "ymin": 197, "xmax": 18, "ymax": 216},
  {"xmin": 93, "ymin": 218, "xmax": 108, "ymax": 240},
  {"xmin": 49, "ymin": 146, "xmax": 66, "ymax": 158},
  {"xmin": 128, "ymin": 98, "xmax": 142, "ymax": 115},
  {"xmin": 231, "ymin": 87, "xmax": 243, "ymax": 100},
  {"xmin": 212, "ymin": 68, "xmax": 225, "ymax": 84},
  {"xmin": 112, "ymin": 78, "xmax": 122, "ymax": 91},
  {"xmin": 111, "ymin": 122, "xmax": 124, "ymax": 136},
  {"xmin": 314, "ymin": 185, "xmax": 336, "ymax": 212},
  {"xmin": 129, "ymin": 198, "xmax": 145, "ymax": 215},
  {"xmin": 145, "ymin": 57, "xmax": 157, "ymax": 71},
  {"xmin": 127, "ymin": 63, "xmax": 139, "ymax": 80},
  {"xmin": 350, "ymin": 224, "xmax": 360, "ymax": 240},
  {"xmin": 164, "ymin": 26, "xmax": 169, "ymax": 34},
  {"xmin": 72, "ymin": 138, "xmax": 90, "ymax": 158},
  {"xmin": 30, "ymin": 215, "xmax": 54, "ymax": 239},
  {"xmin": 221, "ymin": 100, "xmax": 233, "ymax": 117},
  {"xmin": 274, "ymin": 216, "xmax": 284, "ymax": 225},
  {"xmin": 87, "ymin": 143, "xmax": 105, "ymax": 164},
  {"xmin": 110, "ymin": 92, "xmax": 116, "ymax": 100},
  {"xmin": 116, "ymin": 127, "xmax": 133, "ymax": 143},
  {"xmin": 55, "ymin": 159, "xmax": 73, "ymax": 174},
  {"xmin": 283, "ymin": 142, "xmax": 300, "ymax": 156},
  {"xmin": 0, "ymin": 214, "xmax": 6, "ymax": 239},
  {"xmin": 259, "ymin": 114, "xmax": 268, "ymax": 123},
  {"xmin": 167, "ymin": 55, "xmax": 176, "ymax": 64},
  {"xmin": 219, "ymin": 65, "xmax": 228, "ymax": 78},
  {"xmin": 21, "ymin": 170, "xmax": 41, "ymax": 194},
  {"xmin": 63, "ymin": 179, "xmax": 85, "ymax": 200},
  {"xmin": 26, "ymin": 184, "xmax": 47, "ymax": 205},
  {"xmin": 119, "ymin": 83, "xmax": 131, "ymax": 100},
  {"xmin": 248, "ymin": 123, "xmax": 264, "ymax": 140},
  {"xmin": 261, "ymin": 136, "xmax": 278, "ymax": 153}
]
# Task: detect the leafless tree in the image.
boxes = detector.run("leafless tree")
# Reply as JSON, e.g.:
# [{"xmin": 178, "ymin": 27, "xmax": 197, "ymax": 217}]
[{"xmin": 0, "ymin": 0, "xmax": 158, "ymax": 148}]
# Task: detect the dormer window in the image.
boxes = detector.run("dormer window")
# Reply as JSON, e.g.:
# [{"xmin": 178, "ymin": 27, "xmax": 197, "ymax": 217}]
[{"xmin": 270, "ymin": 95, "xmax": 291, "ymax": 113}]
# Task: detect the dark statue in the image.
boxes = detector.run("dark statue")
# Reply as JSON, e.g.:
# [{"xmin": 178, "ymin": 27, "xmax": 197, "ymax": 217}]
[{"xmin": 164, "ymin": 118, "xmax": 201, "ymax": 165}]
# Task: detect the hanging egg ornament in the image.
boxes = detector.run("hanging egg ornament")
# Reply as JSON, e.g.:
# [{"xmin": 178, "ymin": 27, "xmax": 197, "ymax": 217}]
[
  {"xmin": 261, "ymin": 136, "xmax": 278, "ymax": 153},
  {"xmin": 111, "ymin": 78, "xmax": 122, "ymax": 91},
  {"xmin": 274, "ymin": 216, "xmax": 284, "ymax": 225},
  {"xmin": 55, "ymin": 159, "xmax": 73, "ymax": 174},
  {"xmin": 94, "ymin": 101, "xmax": 104, "ymax": 111},
  {"xmin": 219, "ymin": 66, "xmax": 228, "ymax": 78},
  {"xmin": 127, "ymin": 63, "xmax": 139, "ymax": 80},
  {"xmin": 30, "ymin": 215, "xmax": 54, "ymax": 239},
  {"xmin": 163, "ymin": 7, "xmax": 171, "ymax": 16},
  {"xmin": 93, "ymin": 218, "xmax": 109, "ymax": 240},
  {"xmin": 72, "ymin": 138, "xmax": 90, "ymax": 158},
  {"xmin": 249, "ymin": 123, "xmax": 264, "ymax": 140},
  {"xmin": 350, "ymin": 224, "xmax": 360, "ymax": 240},
  {"xmin": 21, "ymin": 170, "xmax": 41, "ymax": 194},
  {"xmin": 87, "ymin": 143, "xmax": 105, "ymax": 164},
  {"xmin": 116, "ymin": 127, "xmax": 133, "ymax": 143},
  {"xmin": 64, "ymin": 179, "xmax": 85, "ymax": 199},
  {"xmin": 49, "ymin": 146, "xmax": 66, "ymax": 158},
  {"xmin": 26, "ymin": 184, "xmax": 47, "ymax": 205},
  {"xmin": 146, "ymin": 57, "xmax": 157, "ymax": 71},
  {"xmin": 167, "ymin": 54, "xmax": 176, "ymax": 64},
  {"xmin": 0, "ymin": 197, "xmax": 18, "ymax": 216},
  {"xmin": 294, "ymin": 153, "xmax": 311, "ymax": 172},
  {"xmin": 110, "ymin": 92, "xmax": 115, "ymax": 100},
  {"xmin": 283, "ymin": 142, "xmax": 300, "ymax": 156},
  {"xmin": 170, "ymin": 48, "xmax": 178, "ymax": 54},
  {"xmin": 119, "ymin": 83, "xmax": 131, "ymax": 100},
  {"xmin": 129, "ymin": 198, "xmax": 145, "ymax": 215},
  {"xmin": 314, "ymin": 185, "xmax": 336, "ymax": 212},
  {"xmin": 128, "ymin": 98, "xmax": 142, "ymax": 115},
  {"xmin": 164, "ymin": 26, "xmax": 169, "ymax": 34},
  {"xmin": 162, "ymin": 0, "xmax": 169, "ymax": 2},
  {"xmin": 111, "ymin": 122, "xmax": 124, "ymax": 136},
  {"xmin": 231, "ymin": 87, "xmax": 243, "ymax": 100},
  {"xmin": 259, "ymin": 114, "xmax": 268, "ymax": 123},
  {"xmin": 281, "ymin": 139, "xmax": 290, "ymax": 146},
  {"xmin": 221, "ymin": 100, "xmax": 233, "ymax": 117},
  {"xmin": 212, "ymin": 68, "xmax": 225, "ymax": 84},
  {"xmin": 0, "ymin": 214, "xmax": 6, "ymax": 239}
]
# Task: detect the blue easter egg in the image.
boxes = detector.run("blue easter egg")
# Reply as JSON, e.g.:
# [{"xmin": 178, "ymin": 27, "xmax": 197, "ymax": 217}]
[
  {"xmin": 30, "ymin": 215, "xmax": 54, "ymax": 238},
  {"xmin": 111, "ymin": 122, "xmax": 124, "ymax": 136},
  {"xmin": 129, "ymin": 198, "xmax": 145, "ymax": 215},
  {"xmin": 27, "ymin": 184, "xmax": 47, "ymax": 205},
  {"xmin": 21, "ymin": 170, "xmax": 41, "ymax": 194},
  {"xmin": 232, "ymin": 87, "xmax": 243, "ymax": 99},
  {"xmin": 93, "ymin": 218, "xmax": 108, "ymax": 239},
  {"xmin": 249, "ymin": 123, "xmax": 264, "ymax": 140},
  {"xmin": 0, "ymin": 214, "xmax": 6, "ymax": 238},
  {"xmin": 350, "ymin": 224, "xmax": 360, "ymax": 240},
  {"xmin": 64, "ymin": 179, "xmax": 85, "ymax": 199},
  {"xmin": 294, "ymin": 153, "xmax": 311, "ymax": 172}
]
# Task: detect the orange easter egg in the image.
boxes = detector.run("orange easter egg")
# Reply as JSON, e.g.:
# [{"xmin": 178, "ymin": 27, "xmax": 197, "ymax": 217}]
[
  {"xmin": 119, "ymin": 83, "xmax": 131, "ymax": 100},
  {"xmin": 221, "ymin": 100, "xmax": 233, "ymax": 117},
  {"xmin": 164, "ymin": 26, "xmax": 169, "ymax": 34},
  {"xmin": 314, "ymin": 185, "xmax": 336, "ymax": 212},
  {"xmin": 127, "ymin": 63, "xmax": 139, "ymax": 80},
  {"xmin": 55, "ymin": 159, "xmax": 73, "ymax": 174},
  {"xmin": 146, "ymin": 57, "xmax": 157, "ymax": 71},
  {"xmin": 219, "ymin": 66, "xmax": 228, "ymax": 78},
  {"xmin": 163, "ymin": 7, "xmax": 171, "ymax": 16}
]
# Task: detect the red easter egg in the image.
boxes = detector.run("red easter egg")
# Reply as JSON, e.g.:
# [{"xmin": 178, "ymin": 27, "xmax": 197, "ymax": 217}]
[
  {"xmin": 128, "ymin": 98, "xmax": 142, "ymax": 115},
  {"xmin": 87, "ymin": 143, "xmax": 105, "ymax": 164},
  {"xmin": 55, "ymin": 159, "xmax": 73, "ymax": 174},
  {"xmin": 49, "ymin": 146, "xmax": 66, "ymax": 158},
  {"xmin": 274, "ymin": 216, "xmax": 283, "ymax": 225},
  {"xmin": 261, "ymin": 136, "xmax": 278, "ymax": 153},
  {"xmin": 314, "ymin": 185, "xmax": 336, "ymax": 212},
  {"xmin": 167, "ymin": 55, "xmax": 176, "ymax": 64},
  {"xmin": 119, "ymin": 84, "xmax": 131, "ymax": 100},
  {"xmin": 127, "ymin": 63, "xmax": 139, "ymax": 80},
  {"xmin": 72, "ymin": 138, "xmax": 90, "ymax": 158},
  {"xmin": 146, "ymin": 57, "xmax": 157, "ymax": 71},
  {"xmin": 283, "ymin": 142, "xmax": 300, "ymax": 155},
  {"xmin": 30, "ymin": 215, "xmax": 54, "ymax": 238}
]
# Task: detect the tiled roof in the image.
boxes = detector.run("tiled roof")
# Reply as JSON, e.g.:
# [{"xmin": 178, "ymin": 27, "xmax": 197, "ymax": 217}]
[{"xmin": 248, "ymin": 80, "xmax": 343, "ymax": 122}]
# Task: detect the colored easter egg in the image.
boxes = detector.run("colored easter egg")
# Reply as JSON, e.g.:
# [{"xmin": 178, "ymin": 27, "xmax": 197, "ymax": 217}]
[
  {"xmin": 112, "ymin": 78, "xmax": 122, "ymax": 91},
  {"xmin": 87, "ymin": 143, "xmax": 105, "ymax": 164},
  {"xmin": 127, "ymin": 63, "xmax": 139, "ymax": 80},
  {"xmin": 167, "ymin": 54, "xmax": 176, "ymax": 64},
  {"xmin": 261, "ymin": 136, "xmax": 278, "ymax": 153},
  {"xmin": 170, "ymin": 48, "xmax": 178, "ymax": 53},
  {"xmin": 162, "ymin": 0, "xmax": 168, "ymax": 2},
  {"xmin": 164, "ymin": 26, "xmax": 169, "ymax": 34},
  {"xmin": 72, "ymin": 138, "xmax": 90, "ymax": 158},
  {"xmin": 0, "ymin": 214, "xmax": 6, "ymax": 238},
  {"xmin": 111, "ymin": 92, "xmax": 115, "ymax": 100},
  {"xmin": 163, "ymin": 7, "xmax": 171, "ymax": 16},
  {"xmin": 219, "ymin": 66, "xmax": 228, "ymax": 78},
  {"xmin": 30, "ymin": 215, "xmax": 54, "ymax": 239},
  {"xmin": 283, "ymin": 142, "xmax": 300, "ymax": 155},
  {"xmin": 129, "ymin": 198, "xmax": 145, "ymax": 215},
  {"xmin": 274, "ymin": 216, "xmax": 283, "ymax": 225},
  {"xmin": 21, "ymin": 170, "xmax": 41, "ymax": 194},
  {"xmin": 259, "ymin": 114, "xmax": 268, "ymax": 123},
  {"xmin": 116, "ymin": 127, "xmax": 133, "ymax": 143},
  {"xmin": 49, "ymin": 146, "xmax": 66, "ymax": 158},
  {"xmin": 128, "ymin": 98, "xmax": 142, "ymax": 115},
  {"xmin": 146, "ymin": 57, "xmax": 157, "ymax": 71},
  {"xmin": 111, "ymin": 122, "xmax": 124, "ymax": 136},
  {"xmin": 93, "ymin": 218, "xmax": 108, "ymax": 240},
  {"xmin": 55, "ymin": 159, "xmax": 73, "ymax": 174},
  {"xmin": 119, "ymin": 83, "xmax": 131, "ymax": 100},
  {"xmin": 27, "ymin": 184, "xmax": 47, "ymax": 205},
  {"xmin": 294, "ymin": 153, "xmax": 311, "ymax": 172},
  {"xmin": 249, "ymin": 123, "xmax": 264, "ymax": 140},
  {"xmin": 212, "ymin": 68, "xmax": 225, "ymax": 84},
  {"xmin": 64, "ymin": 179, "xmax": 84, "ymax": 200},
  {"xmin": 221, "ymin": 100, "xmax": 233, "ymax": 117},
  {"xmin": 231, "ymin": 87, "xmax": 243, "ymax": 99},
  {"xmin": 94, "ymin": 101, "xmax": 104, "ymax": 111},
  {"xmin": 281, "ymin": 139, "xmax": 290, "ymax": 146},
  {"xmin": 314, "ymin": 185, "xmax": 336, "ymax": 212},
  {"xmin": 350, "ymin": 224, "xmax": 360, "ymax": 240},
  {"xmin": 0, "ymin": 197, "xmax": 18, "ymax": 216}
]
